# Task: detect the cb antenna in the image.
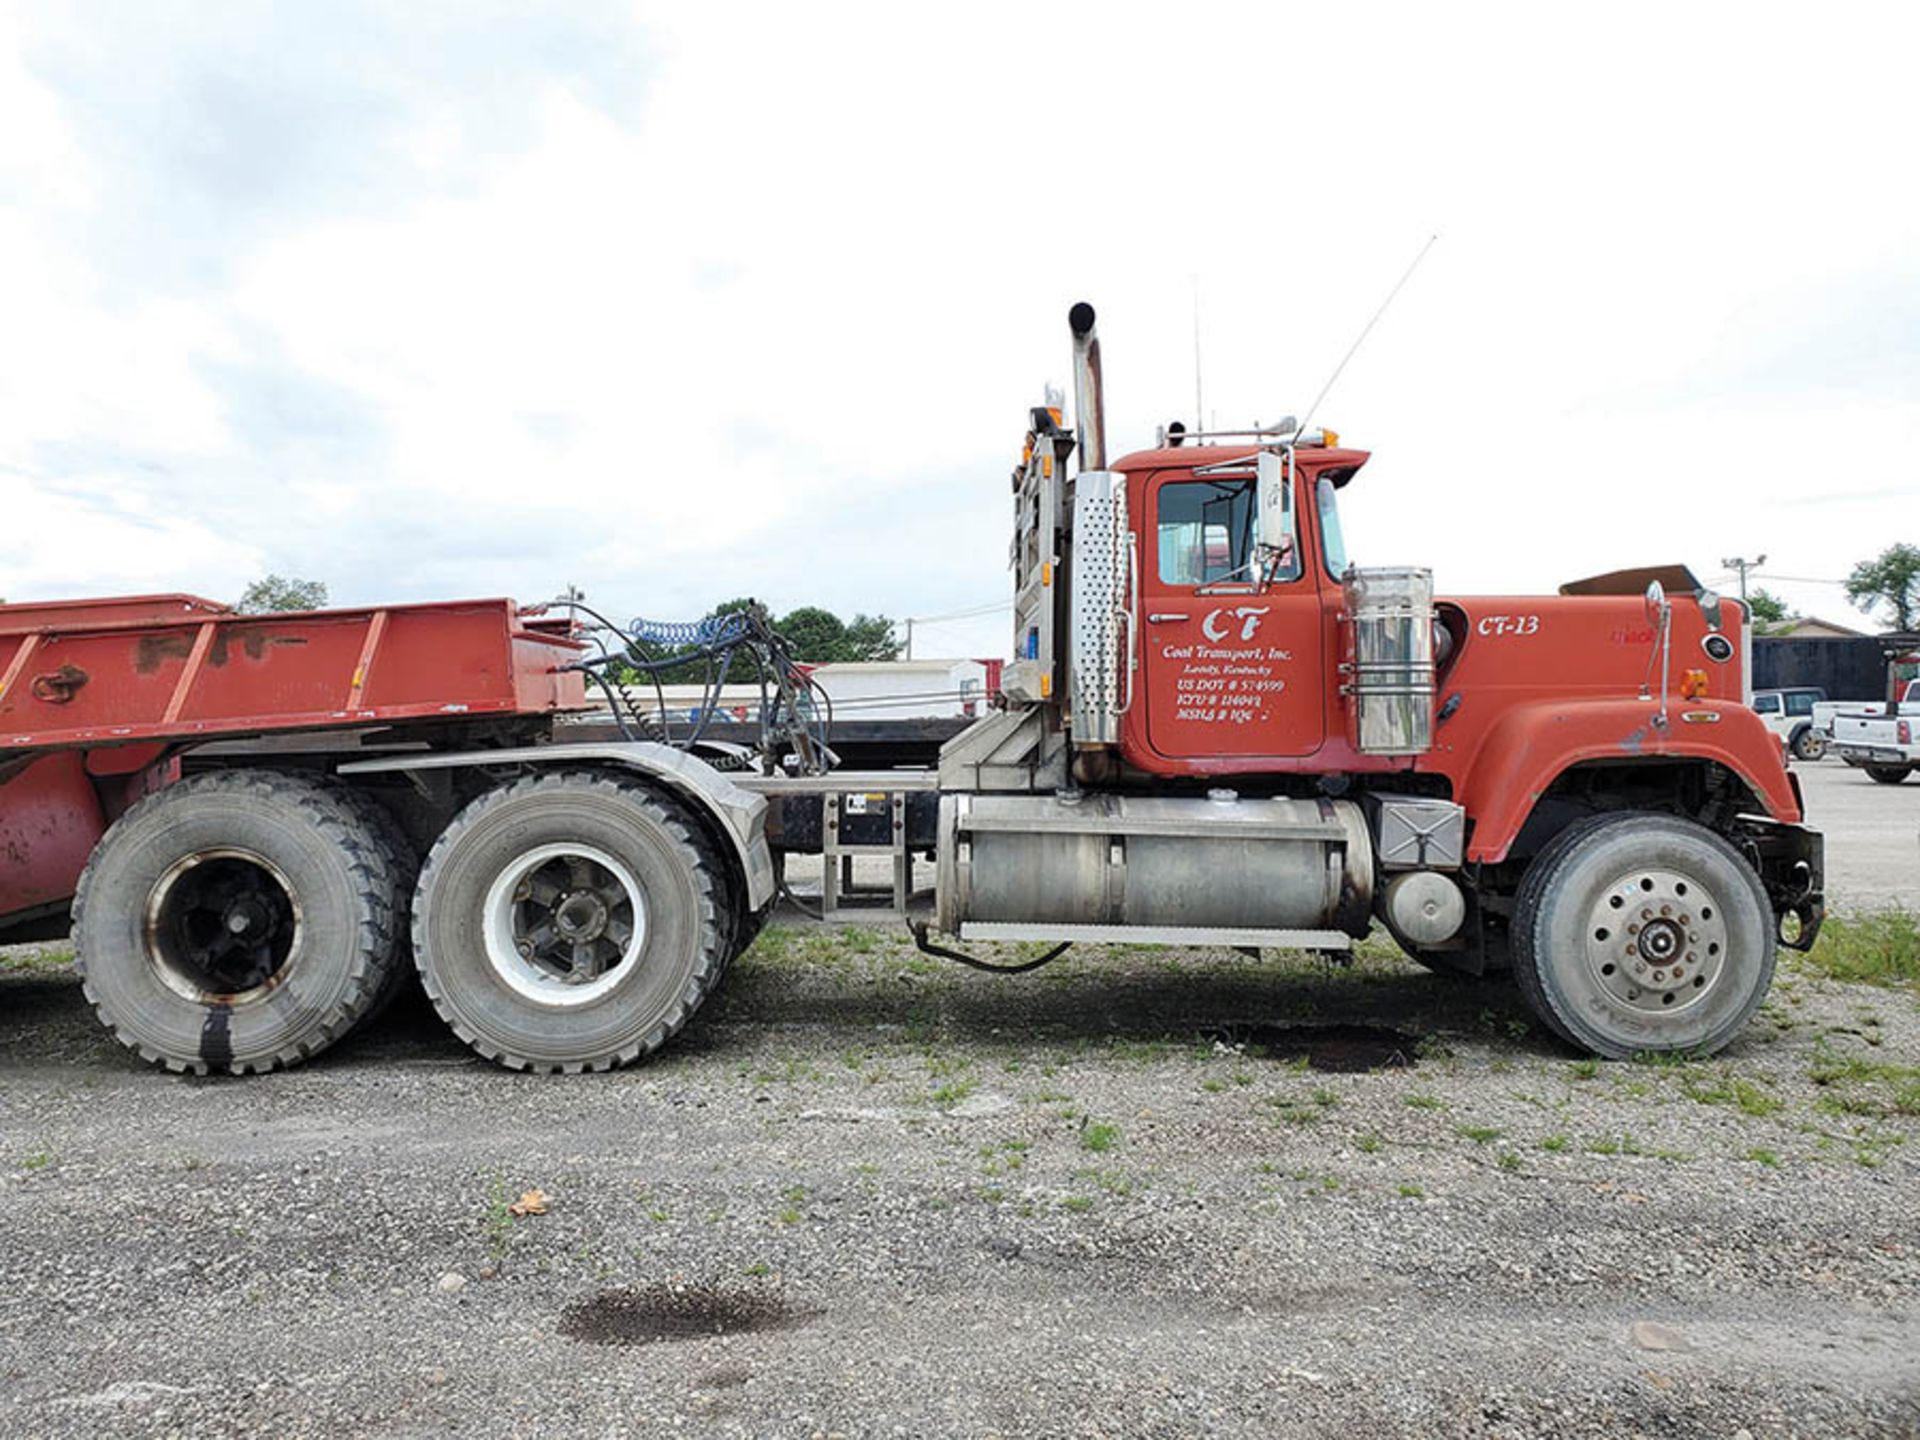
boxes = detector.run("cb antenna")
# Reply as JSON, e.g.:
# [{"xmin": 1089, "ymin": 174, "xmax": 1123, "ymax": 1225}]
[
  {"xmin": 1298, "ymin": 232, "xmax": 1439, "ymax": 436},
  {"xmin": 1191, "ymin": 273, "xmax": 1204, "ymax": 432}
]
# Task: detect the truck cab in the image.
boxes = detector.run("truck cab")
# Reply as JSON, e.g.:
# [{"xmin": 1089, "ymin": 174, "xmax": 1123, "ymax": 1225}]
[{"xmin": 973, "ymin": 303, "xmax": 1822, "ymax": 1060}]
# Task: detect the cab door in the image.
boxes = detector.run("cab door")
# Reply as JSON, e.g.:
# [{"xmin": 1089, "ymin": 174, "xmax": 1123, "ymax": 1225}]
[{"xmin": 1142, "ymin": 466, "xmax": 1325, "ymax": 760}]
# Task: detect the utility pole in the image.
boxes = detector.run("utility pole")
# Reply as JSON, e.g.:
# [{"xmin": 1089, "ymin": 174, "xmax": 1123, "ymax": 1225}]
[
  {"xmin": 1721, "ymin": 554, "xmax": 1766, "ymax": 602},
  {"xmin": 904, "ymin": 617, "xmax": 913, "ymax": 661}
]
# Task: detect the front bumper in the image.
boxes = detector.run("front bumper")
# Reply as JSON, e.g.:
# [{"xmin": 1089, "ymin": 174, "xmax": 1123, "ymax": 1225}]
[{"xmin": 1737, "ymin": 818, "xmax": 1824, "ymax": 952}]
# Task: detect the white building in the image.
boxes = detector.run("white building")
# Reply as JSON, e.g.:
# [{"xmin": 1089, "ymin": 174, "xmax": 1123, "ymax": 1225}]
[
  {"xmin": 630, "ymin": 658, "xmax": 990, "ymax": 727},
  {"xmin": 808, "ymin": 659, "xmax": 989, "ymax": 721}
]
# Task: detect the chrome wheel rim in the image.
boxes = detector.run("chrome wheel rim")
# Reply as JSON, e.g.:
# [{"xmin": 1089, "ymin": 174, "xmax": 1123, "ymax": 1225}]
[
  {"xmin": 1585, "ymin": 866, "xmax": 1729, "ymax": 1016},
  {"xmin": 482, "ymin": 843, "xmax": 646, "ymax": 1007}
]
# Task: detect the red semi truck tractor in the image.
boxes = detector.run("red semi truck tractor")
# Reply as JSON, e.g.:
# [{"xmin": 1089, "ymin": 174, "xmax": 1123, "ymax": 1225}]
[{"xmin": 0, "ymin": 304, "xmax": 1822, "ymax": 1075}]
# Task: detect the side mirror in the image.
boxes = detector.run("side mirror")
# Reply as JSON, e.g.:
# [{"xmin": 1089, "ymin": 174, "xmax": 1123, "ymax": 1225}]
[
  {"xmin": 1255, "ymin": 450, "xmax": 1291, "ymax": 578},
  {"xmin": 1643, "ymin": 579, "xmax": 1667, "ymax": 626},
  {"xmin": 1696, "ymin": 587, "xmax": 1724, "ymax": 632}
]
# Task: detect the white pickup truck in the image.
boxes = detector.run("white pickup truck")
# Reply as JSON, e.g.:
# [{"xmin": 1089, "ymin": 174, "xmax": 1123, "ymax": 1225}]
[
  {"xmin": 1831, "ymin": 683, "xmax": 1919, "ymax": 783},
  {"xmin": 1812, "ymin": 678, "xmax": 1920, "ymax": 749},
  {"xmin": 1753, "ymin": 687, "xmax": 1831, "ymax": 759}
]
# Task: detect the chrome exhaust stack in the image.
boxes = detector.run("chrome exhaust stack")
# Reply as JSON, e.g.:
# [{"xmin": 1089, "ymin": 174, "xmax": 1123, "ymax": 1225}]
[{"xmin": 1068, "ymin": 302, "xmax": 1106, "ymax": 472}]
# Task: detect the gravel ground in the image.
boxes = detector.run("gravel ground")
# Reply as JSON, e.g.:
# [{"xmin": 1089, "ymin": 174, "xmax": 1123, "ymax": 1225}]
[{"xmin": 0, "ymin": 763, "xmax": 1915, "ymax": 1438}]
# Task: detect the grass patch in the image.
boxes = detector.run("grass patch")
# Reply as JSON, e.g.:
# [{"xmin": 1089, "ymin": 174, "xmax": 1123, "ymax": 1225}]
[
  {"xmin": 1404, "ymin": 1093, "xmax": 1443, "ymax": 1111},
  {"xmin": 1539, "ymin": 1134, "xmax": 1572, "ymax": 1153},
  {"xmin": 1745, "ymin": 1147, "xmax": 1781, "ymax": 1167},
  {"xmin": 1682, "ymin": 1073, "xmax": 1784, "ymax": 1118},
  {"xmin": 1583, "ymin": 1132, "xmax": 1691, "ymax": 1162},
  {"xmin": 0, "ymin": 947, "xmax": 73, "ymax": 975},
  {"xmin": 1080, "ymin": 1122, "xmax": 1120, "ymax": 1154},
  {"xmin": 1808, "ymin": 1047, "xmax": 1920, "ymax": 1118},
  {"xmin": 1074, "ymin": 1167, "xmax": 1136, "ymax": 1197},
  {"xmin": 930, "ymin": 1079, "xmax": 975, "ymax": 1108},
  {"xmin": 1456, "ymin": 1124, "xmax": 1503, "ymax": 1144},
  {"xmin": 481, "ymin": 1176, "xmax": 513, "ymax": 1260},
  {"xmin": 1397, "ymin": 1182, "xmax": 1425, "ymax": 1198},
  {"xmin": 1794, "ymin": 908, "xmax": 1920, "ymax": 988}
]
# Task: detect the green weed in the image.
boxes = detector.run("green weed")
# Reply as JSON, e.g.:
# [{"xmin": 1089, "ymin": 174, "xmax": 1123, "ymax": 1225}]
[
  {"xmin": 1080, "ymin": 1122, "xmax": 1120, "ymax": 1154},
  {"xmin": 1795, "ymin": 908, "xmax": 1920, "ymax": 988}
]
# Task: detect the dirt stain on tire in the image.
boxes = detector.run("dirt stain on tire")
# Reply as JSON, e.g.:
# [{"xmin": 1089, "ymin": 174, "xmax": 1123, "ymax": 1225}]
[
  {"xmin": 559, "ymin": 1284, "xmax": 817, "ymax": 1347},
  {"xmin": 1206, "ymin": 1022, "xmax": 1419, "ymax": 1072}
]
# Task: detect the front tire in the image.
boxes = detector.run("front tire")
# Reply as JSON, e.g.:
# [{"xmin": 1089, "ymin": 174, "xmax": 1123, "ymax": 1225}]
[
  {"xmin": 1511, "ymin": 814, "xmax": 1775, "ymax": 1059},
  {"xmin": 73, "ymin": 770, "xmax": 407, "ymax": 1075},
  {"xmin": 411, "ymin": 770, "xmax": 731, "ymax": 1072}
]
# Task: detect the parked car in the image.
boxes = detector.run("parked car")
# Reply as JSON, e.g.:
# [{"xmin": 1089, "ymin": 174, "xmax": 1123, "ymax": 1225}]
[
  {"xmin": 1831, "ymin": 709, "xmax": 1917, "ymax": 783},
  {"xmin": 1752, "ymin": 687, "xmax": 1829, "ymax": 760}
]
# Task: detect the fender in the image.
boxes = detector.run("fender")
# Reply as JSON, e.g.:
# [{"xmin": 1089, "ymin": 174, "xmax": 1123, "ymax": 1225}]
[
  {"xmin": 339, "ymin": 742, "xmax": 775, "ymax": 910},
  {"xmin": 1454, "ymin": 698, "xmax": 1800, "ymax": 864}
]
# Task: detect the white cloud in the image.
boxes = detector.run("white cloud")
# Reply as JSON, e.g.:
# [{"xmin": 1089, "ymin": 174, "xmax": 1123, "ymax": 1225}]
[{"xmin": 2, "ymin": 1, "xmax": 1916, "ymax": 647}]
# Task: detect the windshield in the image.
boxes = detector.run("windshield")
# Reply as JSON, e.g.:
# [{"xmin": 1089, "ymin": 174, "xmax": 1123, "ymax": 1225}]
[{"xmin": 1317, "ymin": 476, "xmax": 1350, "ymax": 578}]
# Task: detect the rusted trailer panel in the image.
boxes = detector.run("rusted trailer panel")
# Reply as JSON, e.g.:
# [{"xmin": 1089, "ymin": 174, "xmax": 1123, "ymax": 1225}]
[{"xmin": 1, "ymin": 595, "xmax": 588, "ymax": 753}]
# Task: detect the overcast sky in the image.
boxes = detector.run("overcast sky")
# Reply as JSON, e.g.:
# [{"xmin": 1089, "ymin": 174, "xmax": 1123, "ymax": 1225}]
[{"xmin": 3, "ymin": 2, "xmax": 1916, "ymax": 657}]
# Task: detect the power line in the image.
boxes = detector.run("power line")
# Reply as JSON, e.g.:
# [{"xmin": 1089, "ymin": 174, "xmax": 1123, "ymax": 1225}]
[
  {"xmin": 1719, "ymin": 554, "xmax": 1765, "ymax": 602},
  {"xmin": 906, "ymin": 600, "xmax": 1013, "ymax": 624}
]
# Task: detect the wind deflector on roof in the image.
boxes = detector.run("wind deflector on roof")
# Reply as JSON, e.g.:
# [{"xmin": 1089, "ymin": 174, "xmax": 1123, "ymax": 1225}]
[{"xmin": 1558, "ymin": 564, "xmax": 1703, "ymax": 598}]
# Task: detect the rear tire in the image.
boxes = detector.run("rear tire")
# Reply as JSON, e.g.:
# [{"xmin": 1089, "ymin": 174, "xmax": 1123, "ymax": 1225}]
[
  {"xmin": 73, "ymin": 770, "xmax": 407, "ymax": 1075},
  {"xmin": 1511, "ymin": 813, "xmax": 1775, "ymax": 1059},
  {"xmin": 1864, "ymin": 764, "xmax": 1912, "ymax": 785},
  {"xmin": 411, "ymin": 770, "xmax": 730, "ymax": 1072},
  {"xmin": 334, "ymin": 784, "xmax": 421, "ymax": 1017},
  {"xmin": 1790, "ymin": 726, "xmax": 1827, "ymax": 762}
]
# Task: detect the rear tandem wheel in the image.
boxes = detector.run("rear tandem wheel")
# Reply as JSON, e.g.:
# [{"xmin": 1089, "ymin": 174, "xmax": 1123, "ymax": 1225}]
[
  {"xmin": 72, "ymin": 769, "xmax": 410, "ymax": 1075},
  {"xmin": 410, "ymin": 770, "xmax": 734, "ymax": 1072}
]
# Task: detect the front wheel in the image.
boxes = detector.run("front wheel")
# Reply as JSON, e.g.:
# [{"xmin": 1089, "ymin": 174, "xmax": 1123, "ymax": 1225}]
[
  {"xmin": 1864, "ymin": 764, "xmax": 1913, "ymax": 785},
  {"xmin": 411, "ymin": 770, "xmax": 732, "ymax": 1072},
  {"xmin": 1511, "ymin": 814, "xmax": 1775, "ymax": 1059}
]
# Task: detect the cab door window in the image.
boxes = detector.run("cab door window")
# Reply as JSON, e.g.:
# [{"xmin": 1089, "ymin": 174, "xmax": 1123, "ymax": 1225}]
[{"xmin": 1155, "ymin": 477, "xmax": 1298, "ymax": 586}]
